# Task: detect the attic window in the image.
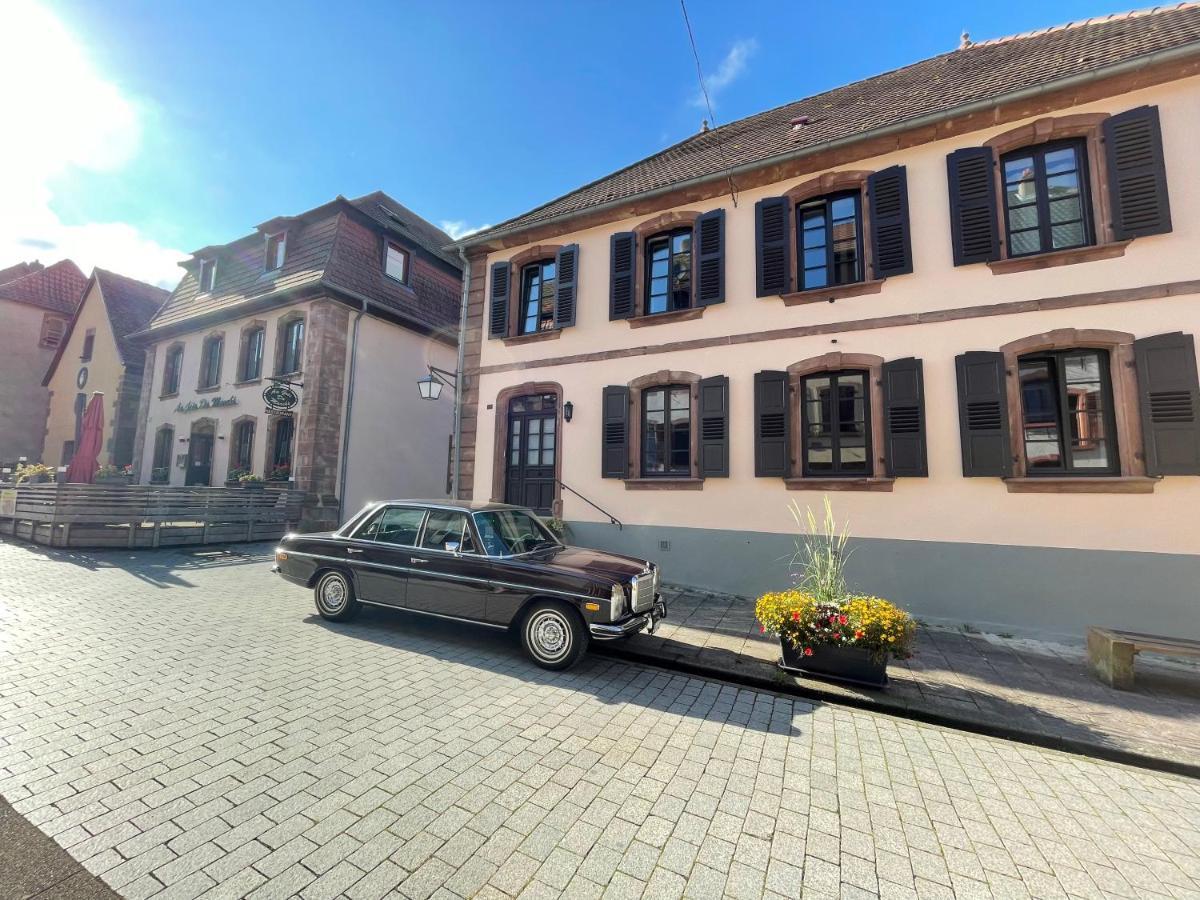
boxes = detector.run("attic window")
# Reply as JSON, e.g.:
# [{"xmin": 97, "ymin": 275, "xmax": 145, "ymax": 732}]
[
  {"xmin": 385, "ymin": 241, "xmax": 410, "ymax": 284},
  {"xmin": 198, "ymin": 258, "xmax": 216, "ymax": 293},
  {"xmin": 265, "ymin": 232, "xmax": 287, "ymax": 271}
]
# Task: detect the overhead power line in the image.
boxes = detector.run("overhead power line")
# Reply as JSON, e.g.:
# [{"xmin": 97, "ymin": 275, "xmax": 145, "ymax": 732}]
[{"xmin": 679, "ymin": 0, "xmax": 739, "ymax": 208}]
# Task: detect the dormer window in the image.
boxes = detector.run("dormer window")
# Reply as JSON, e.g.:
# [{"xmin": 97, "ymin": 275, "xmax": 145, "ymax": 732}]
[
  {"xmin": 198, "ymin": 258, "xmax": 216, "ymax": 293},
  {"xmin": 385, "ymin": 241, "xmax": 409, "ymax": 284},
  {"xmin": 265, "ymin": 232, "xmax": 287, "ymax": 271}
]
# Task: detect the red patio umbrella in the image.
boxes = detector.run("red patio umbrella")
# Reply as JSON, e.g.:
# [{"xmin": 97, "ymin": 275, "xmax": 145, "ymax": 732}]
[{"xmin": 65, "ymin": 392, "xmax": 104, "ymax": 484}]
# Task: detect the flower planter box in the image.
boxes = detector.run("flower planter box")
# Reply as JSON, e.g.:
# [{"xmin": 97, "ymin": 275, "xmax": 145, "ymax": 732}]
[
  {"xmin": 95, "ymin": 475, "xmax": 132, "ymax": 485},
  {"xmin": 241, "ymin": 482, "xmax": 266, "ymax": 490},
  {"xmin": 778, "ymin": 639, "xmax": 888, "ymax": 688}
]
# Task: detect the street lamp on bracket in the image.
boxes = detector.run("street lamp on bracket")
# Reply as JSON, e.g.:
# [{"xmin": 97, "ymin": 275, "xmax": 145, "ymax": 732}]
[{"xmin": 417, "ymin": 365, "xmax": 458, "ymax": 401}]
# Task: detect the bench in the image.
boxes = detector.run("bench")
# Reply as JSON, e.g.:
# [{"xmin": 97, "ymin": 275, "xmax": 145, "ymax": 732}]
[{"xmin": 1086, "ymin": 627, "xmax": 1200, "ymax": 690}]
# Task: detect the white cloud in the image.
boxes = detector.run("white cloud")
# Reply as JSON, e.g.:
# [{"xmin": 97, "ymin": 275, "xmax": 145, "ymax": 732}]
[
  {"xmin": 691, "ymin": 38, "xmax": 759, "ymax": 109},
  {"xmin": 439, "ymin": 220, "xmax": 491, "ymax": 241},
  {"xmin": 0, "ymin": 2, "xmax": 185, "ymax": 288}
]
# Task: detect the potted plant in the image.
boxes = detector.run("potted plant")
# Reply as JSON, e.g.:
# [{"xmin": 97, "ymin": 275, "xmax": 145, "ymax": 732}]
[
  {"xmin": 239, "ymin": 473, "xmax": 265, "ymax": 490},
  {"xmin": 755, "ymin": 497, "xmax": 915, "ymax": 688},
  {"xmin": 268, "ymin": 464, "xmax": 291, "ymax": 483},
  {"xmin": 150, "ymin": 466, "xmax": 170, "ymax": 485},
  {"xmin": 95, "ymin": 464, "xmax": 133, "ymax": 485},
  {"xmin": 14, "ymin": 462, "xmax": 55, "ymax": 485},
  {"xmin": 225, "ymin": 467, "xmax": 249, "ymax": 487}
]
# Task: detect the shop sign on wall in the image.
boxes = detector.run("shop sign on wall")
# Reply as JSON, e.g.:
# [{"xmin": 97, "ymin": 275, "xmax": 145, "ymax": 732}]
[{"xmin": 175, "ymin": 397, "xmax": 238, "ymax": 414}]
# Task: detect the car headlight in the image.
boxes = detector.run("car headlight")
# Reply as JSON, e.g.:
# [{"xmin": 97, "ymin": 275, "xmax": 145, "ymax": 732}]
[{"xmin": 609, "ymin": 583, "xmax": 626, "ymax": 620}]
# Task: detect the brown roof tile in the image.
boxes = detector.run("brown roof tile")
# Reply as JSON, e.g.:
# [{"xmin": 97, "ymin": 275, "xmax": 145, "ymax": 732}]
[
  {"xmin": 0, "ymin": 260, "xmax": 86, "ymax": 314},
  {"xmin": 146, "ymin": 192, "xmax": 460, "ymax": 337},
  {"xmin": 93, "ymin": 269, "xmax": 171, "ymax": 364},
  {"xmin": 461, "ymin": 3, "xmax": 1200, "ymax": 245},
  {"xmin": 0, "ymin": 261, "xmax": 43, "ymax": 286}
]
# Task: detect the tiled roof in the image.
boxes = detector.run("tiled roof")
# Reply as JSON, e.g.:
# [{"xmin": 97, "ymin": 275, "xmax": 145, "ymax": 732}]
[
  {"xmin": 41, "ymin": 269, "xmax": 170, "ymax": 385},
  {"xmin": 93, "ymin": 269, "xmax": 170, "ymax": 364},
  {"xmin": 459, "ymin": 3, "xmax": 1200, "ymax": 245},
  {"xmin": 0, "ymin": 261, "xmax": 43, "ymax": 286},
  {"xmin": 0, "ymin": 259, "xmax": 86, "ymax": 314},
  {"xmin": 146, "ymin": 192, "xmax": 460, "ymax": 337}
]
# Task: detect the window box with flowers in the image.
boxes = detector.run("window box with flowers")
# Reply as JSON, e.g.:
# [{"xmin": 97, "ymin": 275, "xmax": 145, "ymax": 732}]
[
  {"xmin": 268, "ymin": 464, "xmax": 291, "ymax": 483},
  {"xmin": 95, "ymin": 465, "xmax": 134, "ymax": 485},
  {"xmin": 755, "ymin": 498, "xmax": 915, "ymax": 687}
]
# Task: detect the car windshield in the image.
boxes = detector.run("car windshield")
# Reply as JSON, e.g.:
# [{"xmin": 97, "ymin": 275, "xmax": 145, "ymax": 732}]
[{"xmin": 473, "ymin": 509, "xmax": 560, "ymax": 557}]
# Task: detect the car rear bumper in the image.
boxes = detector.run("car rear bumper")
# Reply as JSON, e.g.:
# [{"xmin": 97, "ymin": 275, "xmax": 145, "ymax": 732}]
[{"xmin": 589, "ymin": 598, "xmax": 667, "ymax": 640}]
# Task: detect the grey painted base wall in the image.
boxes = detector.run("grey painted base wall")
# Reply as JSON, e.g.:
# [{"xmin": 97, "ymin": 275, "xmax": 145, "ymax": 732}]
[{"xmin": 567, "ymin": 521, "xmax": 1200, "ymax": 642}]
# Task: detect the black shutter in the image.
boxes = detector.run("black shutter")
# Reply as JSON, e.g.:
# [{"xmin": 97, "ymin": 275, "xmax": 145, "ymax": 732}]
[
  {"xmin": 601, "ymin": 386, "xmax": 629, "ymax": 478},
  {"xmin": 554, "ymin": 244, "xmax": 578, "ymax": 328},
  {"xmin": 696, "ymin": 210, "xmax": 725, "ymax": 306},
  {"xmin": 754, "ymin": 197, "xmax": 791, "ymax": 297},
  {"xmin": 1104, "ymin": 105, "xmax": 1172, "ymax": 240},
  {"xmin": 754, "ymin": 371, "xmax": 790, "ymax": 477},
  {"xmin": 1134, "ymin": 332, "xmax": 1200, "ymax": 475},
  {"xmin": 609, "ymin": 232, "xmax": 636, "ymax": 320},
  {"xmin": 868, "ymin": 166, "xmax": 913, "ymax": 278},
  {"xmin": 699, "ymin": 375, "xmax": 729, "ymax": 477},
  {"xmin": 488, "ymin": 261, "xmax": 510, "ymax": 339},
  {"xmin": 946, "ymin": 147, "xmax": 1000, "ymax": 266},
  {"xmin": 882, "ymin": 358, "xmax": 927, "ymax": 477},
  {"xmin": 955, "ymin": 351, "xmax": 1012, "ymax": 476}
]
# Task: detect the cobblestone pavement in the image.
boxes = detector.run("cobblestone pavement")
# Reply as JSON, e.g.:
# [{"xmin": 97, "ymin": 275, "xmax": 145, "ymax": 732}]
[
  {"xmin": 1, "ymin": 538, "xmax": 1199, "ymax": 900},
  {"xmin": 625, "ymin": 589, "xmax": 1200, "ymax": 770}
]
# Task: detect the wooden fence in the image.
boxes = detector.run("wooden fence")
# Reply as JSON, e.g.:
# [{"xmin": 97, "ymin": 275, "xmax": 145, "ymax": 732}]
[{"xmin": 0, "ymin": 484, "xmax": 304, "ymax": 549}]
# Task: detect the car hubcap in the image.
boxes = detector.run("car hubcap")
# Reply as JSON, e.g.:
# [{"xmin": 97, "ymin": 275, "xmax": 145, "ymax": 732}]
[
  {"xmin": 530, "ymin": 611, "xmax": 570, "ymax": 661},
  {"xmin": 320, "ymin": 576, "xmax": 346, "ymax": 612}
]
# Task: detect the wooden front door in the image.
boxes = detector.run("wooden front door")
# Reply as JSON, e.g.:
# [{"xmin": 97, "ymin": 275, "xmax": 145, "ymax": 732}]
[
  {"xmin": 504, "ymin": 394, "xmax": 557, "ymax": 514},
  {"xmin": 186, "ymin": 433, "xmax": 214, "ymax": 486}
]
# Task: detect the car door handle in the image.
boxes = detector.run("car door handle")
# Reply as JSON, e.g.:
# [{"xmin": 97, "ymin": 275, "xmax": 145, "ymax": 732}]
[
  {"xmin": 410, "ymin": 558, "xmax": 428, "ymax": 565},
  {"xmin": 346, "ymin": 548, "xmax": 363, "ymax": 555}
]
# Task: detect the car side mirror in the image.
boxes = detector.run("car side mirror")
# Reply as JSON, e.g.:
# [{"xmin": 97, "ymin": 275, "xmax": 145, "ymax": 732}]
[{"xmin": 445, "ymin": 541, "xmax": 461, "ymax": 554}]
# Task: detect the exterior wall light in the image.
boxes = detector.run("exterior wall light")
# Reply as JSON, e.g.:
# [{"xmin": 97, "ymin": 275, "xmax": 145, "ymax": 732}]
[
  {"xmin": 563, "ymin": 401, "xmax": 574, "ymax": 422},
  {"xmin": 417, "ymin": 365, "xmax": 458, "ymax": 402}
]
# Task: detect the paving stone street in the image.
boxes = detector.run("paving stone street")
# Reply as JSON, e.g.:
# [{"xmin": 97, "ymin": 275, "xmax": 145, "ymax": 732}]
[{"xmin": 1, "ymin": 538, "xmax": 1199, "ymax": 900}]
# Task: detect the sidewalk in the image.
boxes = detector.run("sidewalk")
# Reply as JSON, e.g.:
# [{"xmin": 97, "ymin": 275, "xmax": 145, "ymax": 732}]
[{"xmin": 601, "ymin": 585, "xmax": 1200, "ymax": 775}]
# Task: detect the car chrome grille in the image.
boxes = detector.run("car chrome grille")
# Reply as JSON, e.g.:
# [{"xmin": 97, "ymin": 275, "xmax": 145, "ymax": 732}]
[{"xmin": 631, "ymin": 571, "xmax": 654, "ymax": 613}]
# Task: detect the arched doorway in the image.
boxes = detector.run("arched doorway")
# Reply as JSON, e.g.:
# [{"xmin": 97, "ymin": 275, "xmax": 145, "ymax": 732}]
[{"xmin": 186, "ymin": 418, "xmax": 216, "ymax": 486}]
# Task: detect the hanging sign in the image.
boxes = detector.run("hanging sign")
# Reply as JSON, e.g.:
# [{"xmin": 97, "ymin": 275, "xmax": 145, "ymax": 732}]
[
  {"xmin": 263, "ymin": 383, "xmax": 299, "ymax": 412},
  {"xmin": 175, "ymin": 396, "xmax": 238, "ymax": 413}
]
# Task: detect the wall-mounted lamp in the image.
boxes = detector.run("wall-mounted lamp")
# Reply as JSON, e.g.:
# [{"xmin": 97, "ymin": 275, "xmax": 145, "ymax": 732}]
[
  {"xmin": 417, "ymin": 365, "xmax": 458, "ymax": 401},
  {"xmin": 563, "ymin": 401, "xmax": 574, "ymax": 423}
]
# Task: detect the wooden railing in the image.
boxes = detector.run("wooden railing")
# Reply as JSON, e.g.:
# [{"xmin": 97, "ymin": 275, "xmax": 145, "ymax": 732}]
[{"xmin": 0, "ymin": 484, "xmax": 304, "ymax": 549}]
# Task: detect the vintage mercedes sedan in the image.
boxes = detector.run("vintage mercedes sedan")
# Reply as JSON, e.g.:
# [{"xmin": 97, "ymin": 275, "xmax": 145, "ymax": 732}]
[{"xmin": 272, "ymin": 500, "xmax": 665, "ymax": 669}]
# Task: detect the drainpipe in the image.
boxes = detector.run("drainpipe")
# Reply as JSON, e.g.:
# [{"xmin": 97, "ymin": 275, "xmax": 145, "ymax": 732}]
[
  {"xmin": 337, "ymin": 297, "xmax": 368, "ymax": 524},
  {"xmin": 452, "ymin": 248, "xmax": 471, "ymax": 499}
]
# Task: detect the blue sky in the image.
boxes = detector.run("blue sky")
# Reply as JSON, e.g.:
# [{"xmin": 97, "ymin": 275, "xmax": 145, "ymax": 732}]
[{"xmin": 6, "ymin": 0, "xmax": 1139, "ymax": 286}]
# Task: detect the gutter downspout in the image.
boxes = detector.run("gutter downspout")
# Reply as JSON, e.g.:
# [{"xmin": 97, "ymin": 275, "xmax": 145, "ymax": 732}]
[
  {"xmin": 453, "ymin": 248, "xmax": 471, "ymax": 499},
  {"xmin": 337, "ymin": 297, "xmax": 368, "ymax": 525},
  {"xmin": 452, "ymin": 42, "xmax": 1200, "ymax": 250}
]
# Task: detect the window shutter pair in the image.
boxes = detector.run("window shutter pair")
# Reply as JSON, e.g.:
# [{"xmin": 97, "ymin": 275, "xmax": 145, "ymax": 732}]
[
  {"xmin": 609, "ymin": 210, "xmax": 725, "ymax": 320},
  {"xmin": 488, "ymin": 245, "xmax": 580, "ymax": 338},
  {"xmin": 754, "ymin": 167, "xmax": 913, "ymax": 295},
  {"xmin": 947, "ymin": 106, "xmax": 1172, "ymax": 266},
  {"xmin": 955, "ymin": 334, "xmax": 1199, "ymax": 477},
  {"xmin": 753, "ymin": 361, "xmax": 927, "ymax": 478},
  {"xmin": 600, "ymin": 378, "xmax": 730, "ymax": 478}
]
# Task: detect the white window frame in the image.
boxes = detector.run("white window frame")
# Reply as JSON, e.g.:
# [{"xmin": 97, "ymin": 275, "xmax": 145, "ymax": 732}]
[
  {"xmin": 385, "ymin": 241, "xmax": 409, "ymax": 284},
  {"xmin": 265, "ymin": 231, "xmax": 288, "ymax": 272},
  {"xmin": 198, "ymin": 258, "xmax": 217, "ymax": 294}
]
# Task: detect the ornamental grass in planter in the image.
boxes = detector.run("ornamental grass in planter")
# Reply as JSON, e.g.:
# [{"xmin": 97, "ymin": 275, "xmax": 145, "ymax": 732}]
[{"xmin": 755, "ymin": 497, "xmax": 915, "ymax": 688}]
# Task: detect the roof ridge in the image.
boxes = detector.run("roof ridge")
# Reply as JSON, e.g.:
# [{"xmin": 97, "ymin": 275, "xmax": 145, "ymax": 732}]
[{"xmin": 969, "ymin": 2, "xmax": 1199, "ymax": 47}]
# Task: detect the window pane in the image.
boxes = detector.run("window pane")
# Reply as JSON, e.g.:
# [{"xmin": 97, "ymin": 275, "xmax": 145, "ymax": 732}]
[
  {"xmin": 1004, "ymin": 156, "xmax": 1034, "ymax": 183},
  {"xmin": 1051, "ymin": 222, "xmax": 1085, "ymax": 249},
  {"xmin": 1049, "ymin": 196, "xmax": 1081, "ymax": 224},
  {"xmin": 1046, "ymin": 172, "xmax": 1080, "ymax": 197},
  {"xmin": 645, "ymin": 389, "xmax": 664, "ymax": 413},
  {"xmin": 375, "ymin": 508, "xmax": 425, "ymax": 546},
  {"xmin": 420, "ymin": 510, "xmax": 469, "ymax": 551},
  {"xmin": 1043, "ymin": 147, "xmax": 1078, "ymax": 174},
  {"xmin": 803, "ymin": 248, "xmax": 826, "ymax": 270},
  {"xmin": 385, "ymin": 245, "xmax": 407, "ymax": 281},
  {"xmin": 1009, "ymin": 204, "xmax": 1039, "ymax": 231},
  {"xmin": 1020, "ymin": 359, "xmax": 1062, "ymax": 469},
  {"xmin": 803, "ymin": 267, "xmax": 828, "ymax": 289},
  {"xmin": 1010, "ymin": 230, "xmax": 1042, "ymax": 256}
]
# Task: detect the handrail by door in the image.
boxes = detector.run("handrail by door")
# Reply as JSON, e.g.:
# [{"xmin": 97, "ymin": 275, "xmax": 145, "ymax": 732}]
[{"xmin": 557, "ymin": 480, "xmax": 623, "ymax": 530}]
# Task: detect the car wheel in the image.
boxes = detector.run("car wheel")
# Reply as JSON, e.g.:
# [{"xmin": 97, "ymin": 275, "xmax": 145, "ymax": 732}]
[
  {"xmin": 521, "ymin": 601, "xmax": 587, "ymax": 670},
  {"xmin": 314, "ymin": 569, "xmax": 360, "ymax": 622}
]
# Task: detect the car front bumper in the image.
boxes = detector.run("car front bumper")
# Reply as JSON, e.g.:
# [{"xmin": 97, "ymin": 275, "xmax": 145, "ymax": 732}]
[{"xmin": 589, "ymin": 597, "xmax": 667, "ymax": 640}]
